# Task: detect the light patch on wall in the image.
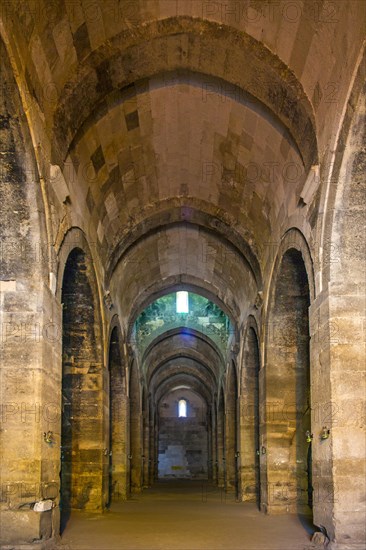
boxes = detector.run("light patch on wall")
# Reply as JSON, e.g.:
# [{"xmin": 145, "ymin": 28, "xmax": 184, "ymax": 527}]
[
  {"xmin": 97, "ymin": 221, "xmax": 104, "ymax": 242},
  {"xmin": 176, "ymin": 291, "xmax": 189, "ymax": 313},
  {"xmin": 105, "ymin": 191, "xmax": 118, "ymax": 219}
]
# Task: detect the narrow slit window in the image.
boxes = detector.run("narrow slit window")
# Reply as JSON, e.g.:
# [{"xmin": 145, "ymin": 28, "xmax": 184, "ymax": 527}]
[
  {"xmin": 178, "ymin": 399, "xmax": 187, "ymax": 417},
  {"xmin": 176, "ymin": 291, "xmax": 189, "ymax": 313}
]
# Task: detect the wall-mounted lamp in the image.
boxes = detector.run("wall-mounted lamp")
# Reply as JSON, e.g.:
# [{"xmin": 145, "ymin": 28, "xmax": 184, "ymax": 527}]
[
  {"xmin": 256, "ymin": 449, "xmax": 260, "ymax": 456},
  {"xmin": 321, "ymin": 427, "xmax": 330, "ymax": 440},
  {"xmin": 43, "ymin": 431, "xmax": 54, "ymax": 444},
  {"xmin": 261, "ymin": 446, "xmax": 266, "ymax": 455},
  {"xmin": 128, "ymin": 454, "xmax": 132, "ymax": 460},
  {"xmin": 306, "ymin": 431, "xmax": 313, "ymax": 443},
  {"xmin": 235, "ymin": 451, "xmax": 240, "ymax": 458}
]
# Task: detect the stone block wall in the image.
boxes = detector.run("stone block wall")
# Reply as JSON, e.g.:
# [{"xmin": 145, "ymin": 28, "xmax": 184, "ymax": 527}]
[{"xmin": 158, "ymin": 390, "xmax": 208, "ymax": 479}]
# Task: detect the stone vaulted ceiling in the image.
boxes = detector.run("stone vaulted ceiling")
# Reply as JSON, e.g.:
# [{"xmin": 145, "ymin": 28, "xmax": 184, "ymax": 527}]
[{"xmin": 1, "ymin": 0, "xmax": 365, "ymax": 402}]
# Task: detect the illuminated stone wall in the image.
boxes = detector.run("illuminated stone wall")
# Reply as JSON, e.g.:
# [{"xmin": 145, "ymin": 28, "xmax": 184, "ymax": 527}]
[{"xmin": 158, "ymin": 389, "xmax": 208, "ymax": 480}]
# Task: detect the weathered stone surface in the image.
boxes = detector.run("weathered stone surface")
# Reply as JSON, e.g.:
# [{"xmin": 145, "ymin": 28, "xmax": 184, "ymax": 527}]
[
  {"xmin": 1, "ymin": 1, "xmax": 365, "ymax": 547},
  {"xmin": 0, "ymin": 509, "xmax": 52, "ymax": 545},
  {"xmin": 158, "ymin": 389, "xmax": 208, "ymax": 479},
  {"xmin": 312, "ymin": 531, "xmax": 330, "ymax": 546}
]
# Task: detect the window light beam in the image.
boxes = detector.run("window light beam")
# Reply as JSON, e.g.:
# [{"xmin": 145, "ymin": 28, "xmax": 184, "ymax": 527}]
[{"xmin": 176, "ymin": 291, "xmax": 189, "ymax": 313}]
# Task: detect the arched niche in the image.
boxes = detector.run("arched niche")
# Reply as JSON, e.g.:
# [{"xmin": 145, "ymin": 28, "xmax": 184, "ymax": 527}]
[
  {"xmin": 225, "ymin": 361, "xmax": 239, "ymax": 494},
  {"xmin": 264, "ymin": 245, "xmax": 312, "ymax": 515},
  {"xmin": 141, "ymin": 386, "xmax": 150, "ymax": 488},
  {"xmin": 239, "ymin": 321, "xmax": 261, "ymax": 506},
  {"xmin": 216, "ymin": 387, "xmax": 226, "ymax": 488},
  {"xmin": 129, "ymin": 360, "xmax": 143, "ymax": 493},
  {"xmin": 107, "ymin": 321, "xmax": 128, "ymax": 502},
  {"xmin": 60, "ymin": 245, "xmax": 104, "ymax": 532}
]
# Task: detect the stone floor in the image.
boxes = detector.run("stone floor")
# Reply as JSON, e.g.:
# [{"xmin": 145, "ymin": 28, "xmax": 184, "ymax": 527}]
[{"xmin": 59, "ymin": 481, "xmax": 316, "ymax": 550}]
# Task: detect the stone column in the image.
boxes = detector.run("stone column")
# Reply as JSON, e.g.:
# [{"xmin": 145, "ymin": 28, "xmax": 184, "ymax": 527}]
[
  {"xmin": 110, "ymin": 393, "xmax": 128, "ymax": 500},
  {"xmin": 211, "ymin": 404, "xmax": 218, "ymax": 483},
  {"xmin": 1, "ymin": 284, "xmax": 62, "ymax": 544},
  {"xmin": 225, "ymin": 406, "xmax": 237, "ymax": 492},
  {"xmin": 239, "ymin": 327, "xmax": 260, "ymax": 503},
  {"xmin": 130, "ymin": 408, "xmax": 143, "ymax": 493},
  {"xmin": 216, "ymin": 405, "xmax": 225, "ymax": 487},
  {"xmin": 142, "ymin": 406, "xmax": 150, "ymax": 488},
  {"xmin": 310, "ymin": 285, "xmax": 365, "ymax": 547}
]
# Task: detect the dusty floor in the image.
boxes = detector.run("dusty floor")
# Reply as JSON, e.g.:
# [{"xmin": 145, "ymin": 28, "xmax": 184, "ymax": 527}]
[{"xmin": 59, "ymin": 481, "xmax": 316, "ymax": 550}]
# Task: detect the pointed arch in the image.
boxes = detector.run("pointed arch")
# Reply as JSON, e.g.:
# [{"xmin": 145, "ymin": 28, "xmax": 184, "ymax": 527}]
[
  {"xmin": 263, "ymin": 241, "xmax": 312, "ymax": 515},
  {"xmin": 240, "ymin": 317, "xmax": 261, "ymax": 506},
  {"xmin": 60, "ymin": 242, "xmax": 104, "ymax": 532}
]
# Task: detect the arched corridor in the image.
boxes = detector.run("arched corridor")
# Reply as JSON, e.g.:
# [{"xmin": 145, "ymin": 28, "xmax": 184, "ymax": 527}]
[{"xmin": 0, "ymin": 2, "xmax": 365, "ymax": 549}]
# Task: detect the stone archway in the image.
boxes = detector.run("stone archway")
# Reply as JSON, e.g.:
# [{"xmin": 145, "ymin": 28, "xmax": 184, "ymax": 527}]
[
  {"xmin": 141, "ymin": 387, "xmax": 150, "ymax": 488},
  {"xmin": 225, "ymin": 361, "xmax": 239, "ymax": 494},
  {"xmin": 129, "ymin": 360, "xmax": 143, "ymax": 493},
  {"xmin": 217, "ymin": 388, "xmax": 226, "ymax": 488},
  {"xmin": 60, "ymin": 247, "xmax": 104, "ymax": 532},
  {"xmin": 240, "ymin": 323, "xmax": 261, "ymax": 506},
  {"xmin": 264, "ymin": 247, "xmax": 312, "ymax": 515},
  {"xmin": 108, "ymin": 323, "xmax": 127, "ymax": 503}
]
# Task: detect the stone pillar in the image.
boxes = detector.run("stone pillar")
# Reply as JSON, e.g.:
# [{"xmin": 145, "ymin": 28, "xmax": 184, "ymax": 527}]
[
  {"xmin": 216, "ymin": 405, "xmax": 225, "ymax": 487},
  {"xmin": 239, "ymin": 396, "xmax": 260, "ymax": 502},
  {"xmin": 130, "ymin": 408, "xmax": 143, "ymax": 493},
  {"xmin": 239, "ymin": 327, "xmax": 260, "ymax": 502},
  {"xmin": 206, "ymin": 408, "xmax": 212, "ymax": 481},
  {"xmin": 0, "ymin": 284, "xmax": 62, "ymax": 545},
  {"xmin": 310, "ymin": 286, "xmax": 366, "ymax": 547},
  {"xmin": 154, "ymin": 413, "xmax": 160, "ymax": 482},
  {"xmin": 225, "ymin": 406, "xmax": 237, "ymax": 492},
  {"xmin": 142, "ymin": 406, "xmax": 150, "ymax": 488},
  {"xmin": 258, "ymin": 367, "xmax": 269, "ymax": 512},
  {"xmin": 148, "ymin": 401, "xmax": 155, "ymax": 485},
  {"xmin": 129, "ymin": 359, "xmax": 142, "ymax": 493},
  {"xmin": 109, "ymin": 393, "xmax": 128, "ymax": 500},
  {"xmin": 211, "ymin": 404, "xmax": 218, "ymax": 483}
]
